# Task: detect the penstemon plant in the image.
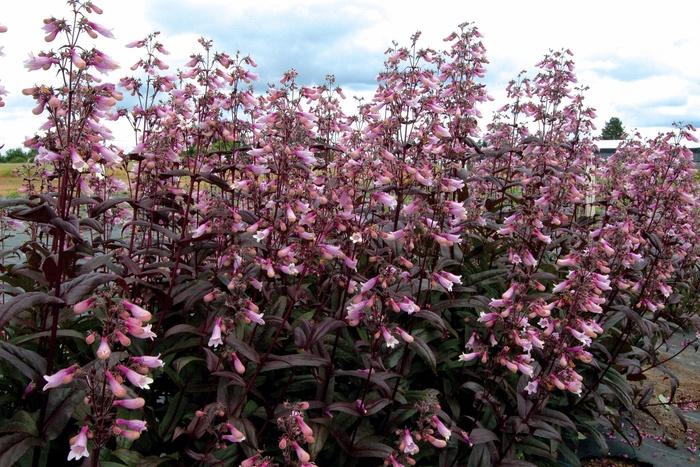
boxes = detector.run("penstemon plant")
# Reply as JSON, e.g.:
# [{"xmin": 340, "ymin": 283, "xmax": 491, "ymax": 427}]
[{"xmin": 0, "ymin": 3, "xmax": 698, "ymax": 467}]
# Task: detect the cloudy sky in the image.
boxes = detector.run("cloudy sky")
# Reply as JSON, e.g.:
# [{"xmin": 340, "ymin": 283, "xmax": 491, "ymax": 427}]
[{"xmin": 1, "ymin": 0, "xmax": 699, "ymax": 150}]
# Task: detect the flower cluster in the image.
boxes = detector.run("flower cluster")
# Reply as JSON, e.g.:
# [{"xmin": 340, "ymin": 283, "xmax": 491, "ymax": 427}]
[{"xmin": 0, "ymin": 3, "xmax": 698, "ymax": 466}]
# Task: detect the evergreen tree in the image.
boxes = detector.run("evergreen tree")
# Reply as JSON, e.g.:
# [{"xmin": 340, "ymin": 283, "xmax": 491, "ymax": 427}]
[{"xmin": 601, "ymin": 117, "xmax": 625, "ymax": 140}]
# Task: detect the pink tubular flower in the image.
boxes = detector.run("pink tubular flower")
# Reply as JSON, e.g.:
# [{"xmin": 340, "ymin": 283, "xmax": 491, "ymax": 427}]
[
  {"xmin": 387, "ymin": 454, "xmax": 404, "ymax": 467},
  {"xmin": 231, "ymin": 352, "xmax": 246, "ymax": 374},
  {"xmin": 105, "ymin": 370, "xmax": 127, "ymax": 398},
  {"xmin": 591, "ymin": 273, "xmax": 611, "ymax": 291},
  {"xmin": 434, "ymin": 124, "xmax": 451, "ymax": 138},
  {"xmin": 24, "ymin": 53, "xmax": 57, "ymax": 71},
  {"xmin": 524, "ymin": 379, "xmax": 539, "ymax": 395},
  {"xmin": 397, "ymin": 297, "xmax": 419, "ymax": 314},
  {"xmin": 396, "ymin": 327, "xmax": 414, "ymax": 343},
  {"xmin": 119, "ymin": 429, "xmax": 142, "ymax": 440},
  {"xmin": 223, "ymin": 422, "xmax": 246, "ymax": 443},
  {"xmin": 241, "ymin": 454, "xmax": 262, "ymax": 467},
  {"xmin": 425, "ymin": 433, "xmax": 447, "ymax": 448},
  {"xmin": 478, "ymin": 312, "xmax": 500, "ymax": 327},
  {"xmin": 319, "ymin": 243, "xmax": 344, "ymax": 260},
  {"xmin": 243, "ymin": 303, "xmax": 265, "ymax": 325},
  {"xmin": 90, "ymin": 50, "xmax": 119, "ymax": 73},
  {"xmin": 125, "ymin": 39, "xmax": 146, "ymax": 48},
  {"xmin": 70, "ymin": 47, "xmax": 86, "ymax": 69},
  {"xmin": 459, "ymin": 351, "xmax": 481, "ymax": 362},
  {"xmin": 86, "ymin": 20, "xmax": 114, "ymax": 38},
  {"xmin": 295, "ymin": 415, "xmax": 314, "ymax": 442},
  {"xmin": 399, "ymin": 428, "xmax": 419, "ymax": 455},
  {"xmin": 112, "ymin": 397, "xmax": 145, "ymax": 409},
  {"xmin": 552, "ymin": 279, "xmax": 571, "ymax": 293},
  {"xmin": 375, "ymin": 191, "xmax": 397, "ymax": 209},
  {"xmin": 122, "ymin": 299, "xmax": 152, "ymax": 321},
  {"xmin": 115, "ymin": 330, "xmax": 131, "ymax": 347},
  {"xmin": 116, "ymin": 418, "xmax": 147, "ymax": 432},
  {"xmin": 42, "ymin": 365, "xmax": 79, "ymax": 390},
  {"xmin": 124, "ymin": 319, "xmax": 156, "ymax": 340},
  {"xmin": 208, "ymin": 317, "xmax": 223, "ymax": 348},
  {"xmin": 96, "ymin": 336, "xmax": 111, "ymax": 360},
  {"xmin": 117, "ymin": 364, "xmax": 153, "ymax": 389},
  {"xmin": 432, "ymin": 270, "xmax": 461, "ymax": 292},
  {"xmin": 533, "ymin": 229, "xmax": 552, "ymax": 244},
  {"xmin": 131, "ymin": 355, "xmax": 164, "ymax": 368},
  {"xmin": 70, "ymin": 148, "xmax": 88, "ymax": 172},
  {"xmin": 380, "ymin": 326, "xmax": 399, "ymax": 349},
  {"xmin": 67, "ymin": 425, "xmax": 89, "ymax": 461},
  {"xmin": 291, "ymin": 441, "xmax": 311, "ymax": 463},
  {"xmin": 433, "ymin": 415, "xmax": 451, "ymax": 440},
  {"xmin": 73, "ymin": 296, "xmax": 96, "ymax": 314}
]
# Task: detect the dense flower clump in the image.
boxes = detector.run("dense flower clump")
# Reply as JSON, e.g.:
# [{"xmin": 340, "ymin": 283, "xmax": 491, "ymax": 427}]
[{"xmin": 0, "ymin": 1, "xmax": 698, "ymax": 466}]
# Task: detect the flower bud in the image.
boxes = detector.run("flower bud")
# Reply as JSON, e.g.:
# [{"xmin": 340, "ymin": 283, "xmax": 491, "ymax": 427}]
[{"xmin": 96, "ymin": 336, "xmax": 111, "ymax": 360}]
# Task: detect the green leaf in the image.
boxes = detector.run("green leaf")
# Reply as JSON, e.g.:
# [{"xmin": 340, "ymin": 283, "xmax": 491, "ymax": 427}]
[
  {"xmin": 350, "ymin": 440, "xmax": 393, "ymax": 458},
  {"xmin": 60, "ymin": 273, "xmax": 118, "ymax": 305},
  {"xmin": 409, "ymin": 336, "xmax": 437, "ymax": 372},
  {"xmin": 0, "ymin": 433, "xmax": 42, "ymax": 467},
  {"xmin": 0, "ymin": 411, "xmax": 38, "ymax": 436},
  {"xmin": 164, "ymin": 324, "xmax": 204, "ymax": 338},
  {"xmin": 227, "ymin": 336, "xmax": 260, "ymax": 364},
  {"xmin": 174, "ymin": 356, "xmax": 203, "ymax": 373},
  {"xmin": 10, "ymin": 329, "xmax": 84, "ymax": 345},
  {"xmin": 113, "ymin": 448, "xmax": 143, "ymax": 465},
  {"xmin": 159, "ymin": 390, "xmax": 187, "ymax": 440},
  {"xmin": 0, "ymin": 292, "xmax": 64, "ymax": 327},
  {"xmin": 0, "ymin": 341, "xmax": 47, "ymax": 381},
  {"xmin": 42, "ymin": 387, "xmax": 85, "ymax": 440},
  {"xmin": 261, "ymin": 354, "xmax": 328, "ymax": 372},
  {"xmin": 470, "ymin": 428, "xmax": 498, "ymax": 444}
]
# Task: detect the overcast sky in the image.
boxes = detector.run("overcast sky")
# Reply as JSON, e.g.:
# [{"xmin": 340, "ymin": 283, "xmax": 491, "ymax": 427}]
[{"xmin": 1, "ymin": 0, "xmax": 699, "ymax": 150}]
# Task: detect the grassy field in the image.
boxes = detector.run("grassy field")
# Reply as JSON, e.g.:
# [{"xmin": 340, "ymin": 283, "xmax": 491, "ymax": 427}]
[
  {"xmin": 0, "ymin": 163, "xmax": 25, "ymax": 197},
  {"xmin": 0, "ymin": 163, "xmax": 134, "ymax": 198}
]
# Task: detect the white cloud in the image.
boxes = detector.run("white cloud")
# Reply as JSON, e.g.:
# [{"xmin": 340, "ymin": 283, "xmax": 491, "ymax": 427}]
[{"xmin": 0, "ymin": 0, "xmax": 698, "ymax": 151}]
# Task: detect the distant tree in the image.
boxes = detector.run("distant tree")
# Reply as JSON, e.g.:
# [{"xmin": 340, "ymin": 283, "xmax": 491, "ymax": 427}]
[
  {"xmin": 600, "ymin": 117, "xmax": 625, "ymax": 140},
  {"xmin": 0, "ymin": 147, "xmax": 36, "ymax": 163}
]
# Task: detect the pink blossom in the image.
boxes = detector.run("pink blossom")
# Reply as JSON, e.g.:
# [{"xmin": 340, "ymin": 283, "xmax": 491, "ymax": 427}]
[
  {"xmin": 459, "ymin": 351, "xmax": 481, "ymax": 362},
  {"xmin": 295, "ymin": 414, "xmax": 315, "ymax": 442},
  {"xmin": 131, "ymin": 355, "xmax": 164, "ymax": 368},
  {"xmin": 117, "ymin": 364, "xmax": 153, "ymax": 389},
  {"xmin": 524, "ymin": 380, "xmax": 539, "ymax": 395},
  {"xmin": 243, "ymin": 303, "xmax": 265, "ymax": 325},
  {"xmin": 70, "ymin": 148, "xmax": 88, "ymax": 172},
  {"xmin": 122, "ymin": 300, "xmax": 152, "ymax": 321},
  {"xmin": 67, "ymin": 425, "xmax": 89, "ymax": 461},
  {"xmin": 400, "ymin": 428, "xmax": 419, "ymax": 455},
  {"xmin": 24, "ymin": 53, "xmax": 57, "ymax": 70},
  {"xmin": 73, "ymin": 296, "xmax": 96, "ymax": 314},
  {"xmin": 208, "ymin": 317, "xmax": 223, "ymax": 348},
  {"xmin": 87, "ymin": 21, "xmax": 114, "ymax": 38},
  {"xmin": 96, "ymin": 336, "xmax": 111, "ymax": 360},
  {"xmin": 113, "ymin": 397, "xmax": 145, "ymax": 409},
  {"xmin": 223, "ymin": 422, "xmax": 246, "ymax": 443},
  {"xmin": 433, "ymin": 416, "xmax": 451, "ymax": 440},
  {"xmin": 116, "ymin": 418, "xmax": 147, "ymax": 432},
  {"xmin": 43, "ymin": 365, "xmax": 79, "ymax": 390},
  {"xmin": 105, "ymin": 370, "xmax": 127, "ymax": 398},
  {"xmin": 90, "ymin": 50, "xmax": 119, "ymax": 73},
  {"xmin": 231, "ymin": 352, "xmax": 246, "ymax": 374},
  {"xmin": 380, "ymin": 326, "xmax": 399, "ymax": 349},
  {"xmin": 396, "ymin": 327, "xmax": 414, "ymax": 343}
]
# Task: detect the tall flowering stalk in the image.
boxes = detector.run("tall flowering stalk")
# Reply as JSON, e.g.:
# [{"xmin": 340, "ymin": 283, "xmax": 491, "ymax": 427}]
[{"xmin": 0, "ymin": 6, "xmax": 698, "ymax": 466}]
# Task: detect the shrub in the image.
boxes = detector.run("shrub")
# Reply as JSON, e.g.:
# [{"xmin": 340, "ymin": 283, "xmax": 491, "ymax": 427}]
[{"xmin": 0, "ymin": 2, "xmax": 698, "ymax": 466}]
